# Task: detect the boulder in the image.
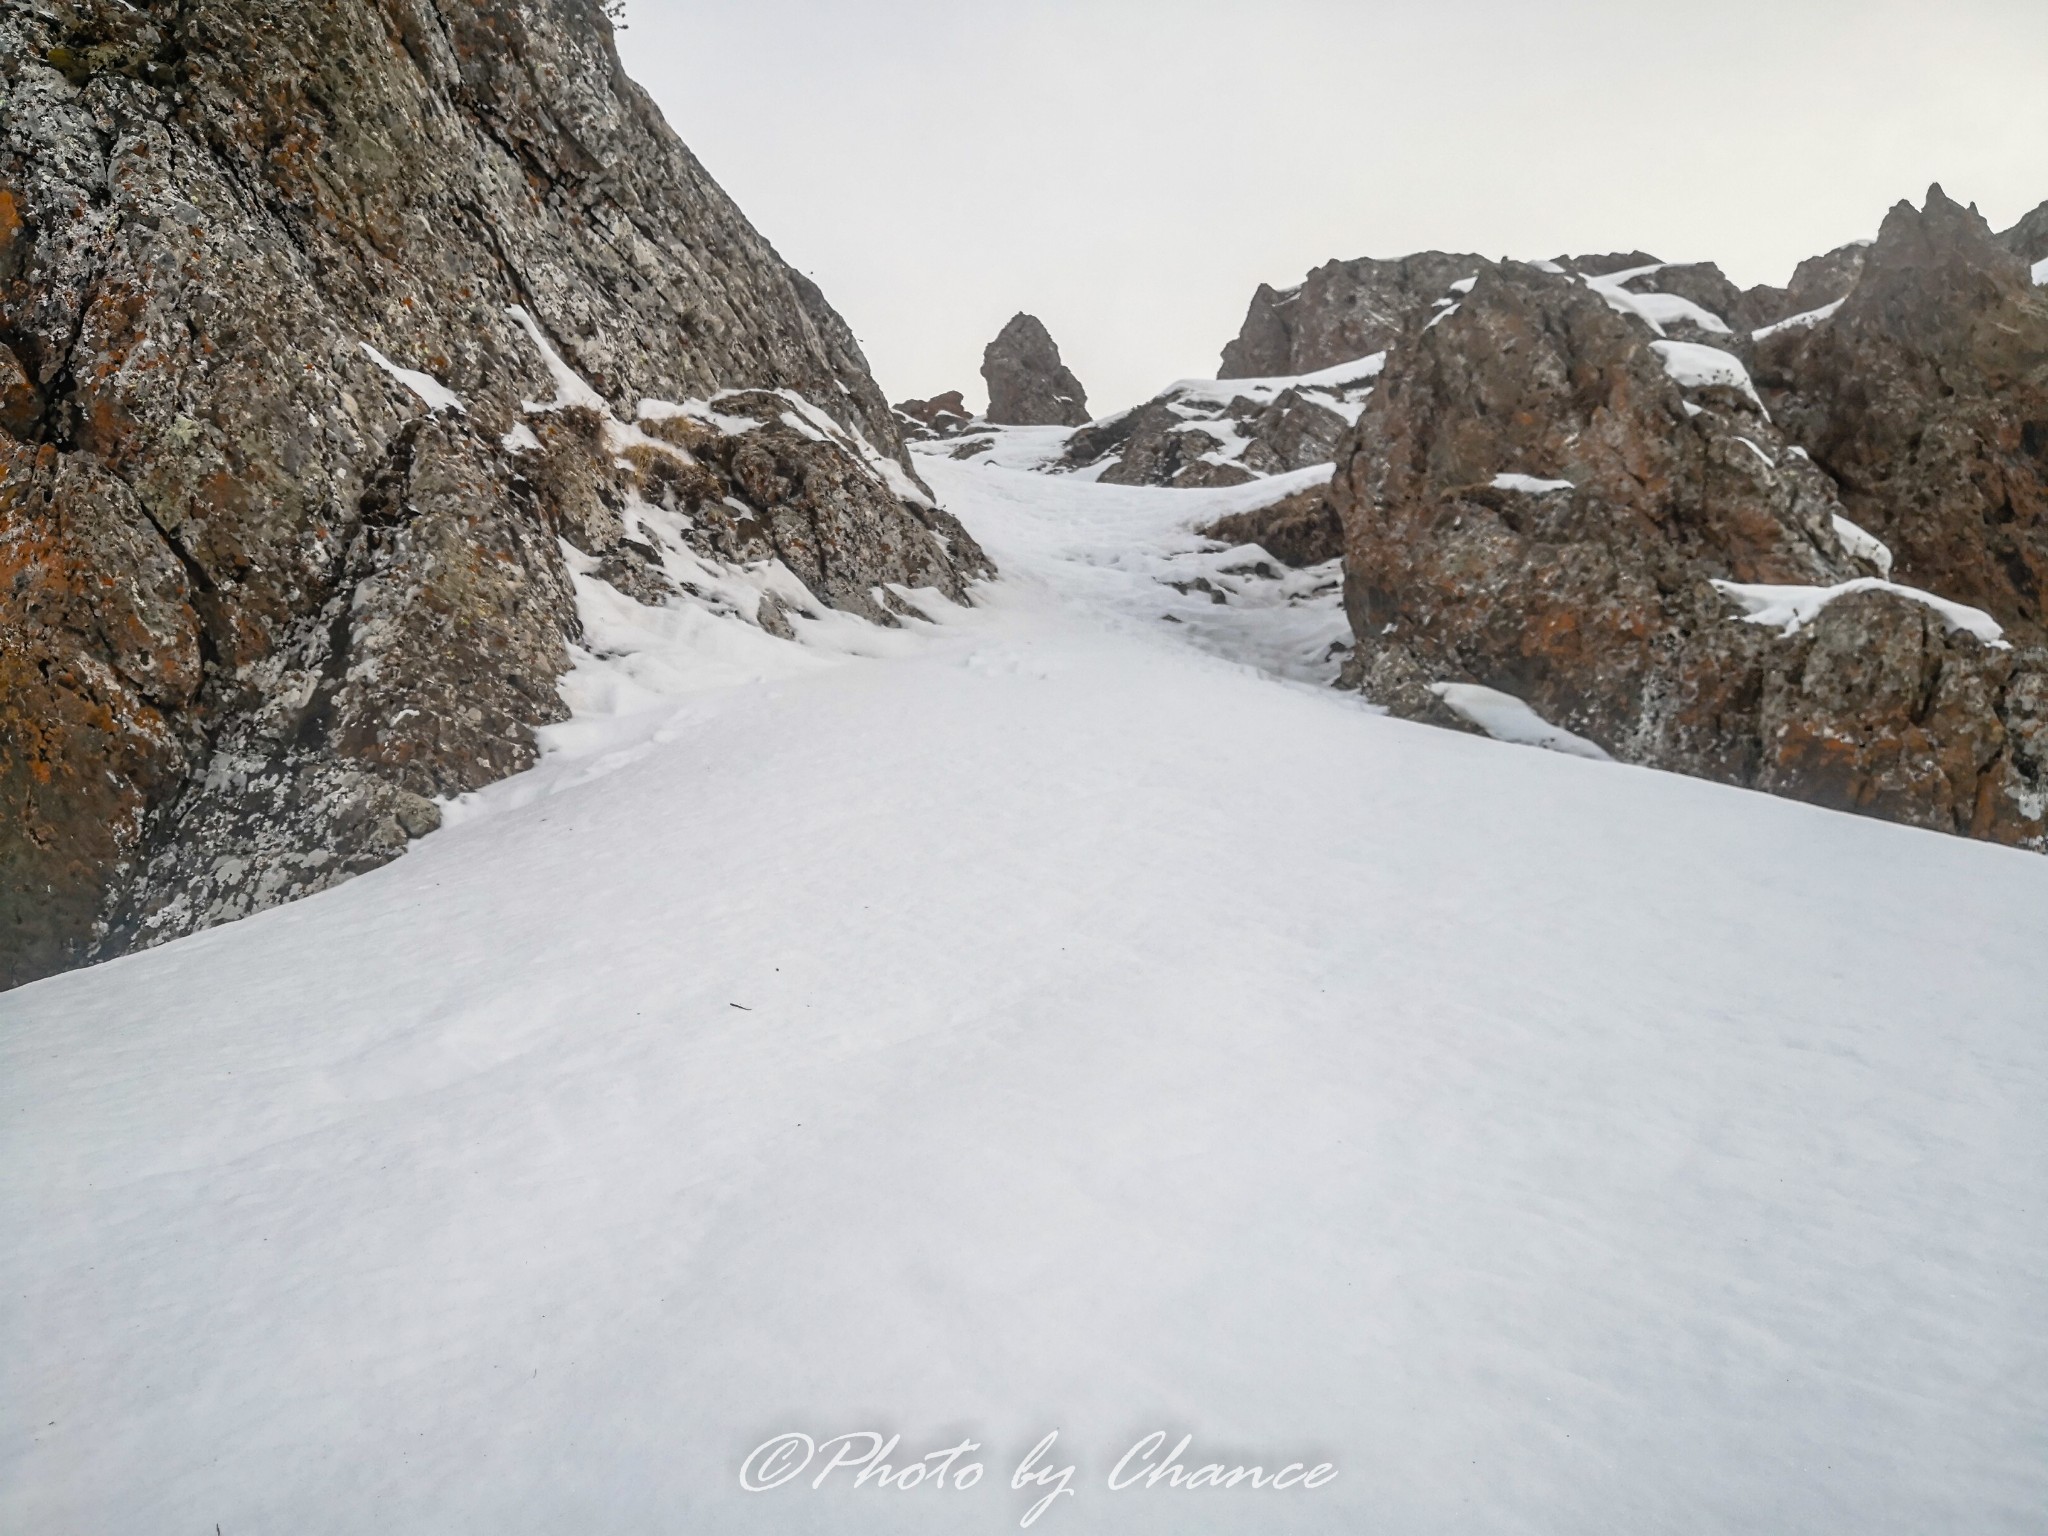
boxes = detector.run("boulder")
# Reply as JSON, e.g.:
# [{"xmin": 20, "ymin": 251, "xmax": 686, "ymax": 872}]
[
  {"xmin": 894, "ymin": 391, "xmax": 976, "ymax": 440},
  {"xmin": 982, "ymin": 314, "xmax": 1090, "ymax": 427},
  {"xmin": 1197, "ymin": 486, "xmax": 1345, "ymax": 570}
]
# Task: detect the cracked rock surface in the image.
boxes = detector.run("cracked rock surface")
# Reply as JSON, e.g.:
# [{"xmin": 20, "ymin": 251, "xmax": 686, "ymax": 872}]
[{"xmin": 0, "ymin": 0, "xmax": 989, "ymax": 987}]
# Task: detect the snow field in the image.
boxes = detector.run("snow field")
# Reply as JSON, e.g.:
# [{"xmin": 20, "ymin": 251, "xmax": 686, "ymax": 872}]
[{"xmin": 3, "ymin": 442, "xmax": 2045, "ymax": 1535}]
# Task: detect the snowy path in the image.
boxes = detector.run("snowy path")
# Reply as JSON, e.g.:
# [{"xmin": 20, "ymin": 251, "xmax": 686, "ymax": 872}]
[{"xmin": 4, "ymin": 449, "xmax": 2047, "ymax": 1535}]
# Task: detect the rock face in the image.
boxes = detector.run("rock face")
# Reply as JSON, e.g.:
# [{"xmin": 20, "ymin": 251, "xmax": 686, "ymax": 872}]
[
  {"xmin": 1220, "ymin": 252, "xmax": 1487, "ymax": 379},
  {"xmin": 981, "ymin": 313, "xmax": 1089, "ymax": 427},
  {"xmin": 2000, "ymin": 199, "xmax": 2048, "ymax": 264},
  {"xmin": 1330, "ymin": 228, "xmax": 2046, "ymax": 851},
  {"xmin": 1757, "ymin": 188, "xmax": 2048, "ymax": 643},
  {"xmin": 0, "ymin": 0, "xmax": 989, "ymax": 988}
]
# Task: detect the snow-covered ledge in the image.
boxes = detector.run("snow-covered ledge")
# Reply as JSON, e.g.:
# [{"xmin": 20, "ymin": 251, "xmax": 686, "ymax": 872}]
[{"xmin": 1713, "ymin": 578, "xmax": 2009, "ymax": 648}]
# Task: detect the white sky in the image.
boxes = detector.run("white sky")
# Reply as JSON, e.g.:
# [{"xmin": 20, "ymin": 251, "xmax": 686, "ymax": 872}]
[{"xmin": 615, "ymin": 0, "xmax": 2048, "ymax": 413}]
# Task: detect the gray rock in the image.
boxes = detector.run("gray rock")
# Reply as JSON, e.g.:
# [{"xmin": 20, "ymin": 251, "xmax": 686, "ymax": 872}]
[
  {"xmin": 894, "ymin": 391, "xmax": 976, "ymax": 441},
  {"xmin": 1998, "ymin": 199, "xmax": 2048, "ymax": 264},
  {"xmin": 1220, "ymin": 252, "xmax": 1487, "ymax": 378},
  {"xmin": 1743, "ymin": 243, "xmax": 1871, "ymax": 329},
  {"xmin": 982, "ymin": 314, "xmax": 1090, "ymax": 427},
  {"xmin": 1062, "ymin": 377, "xmax": 1364, "ymax": 489}
]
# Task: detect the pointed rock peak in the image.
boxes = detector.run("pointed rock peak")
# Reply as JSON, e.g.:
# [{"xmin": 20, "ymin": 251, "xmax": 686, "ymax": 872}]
[
  {"xmin": 982, "ymin": 313, "xmax": 1091, "ymax": 427},
  {"xmin": 1889, "ymin": 183, "xmax": 1997, "ymax": 240},
  {"xmin": 1845, "ymin": 185, "xmax": 2031, "ymax": 351},
  {"xmin": 989, "ymin": 314, "xmax": 1072, "ymax": 376}
]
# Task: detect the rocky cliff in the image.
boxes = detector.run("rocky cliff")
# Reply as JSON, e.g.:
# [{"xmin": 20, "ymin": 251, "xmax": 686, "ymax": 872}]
[
  {"xmin": 0, "ymin": 0, "xmax": 989, "ymax": 989},
  {"xmin": 1328, "ymin": 189, "xmax": 2046, "ymax": 849}
]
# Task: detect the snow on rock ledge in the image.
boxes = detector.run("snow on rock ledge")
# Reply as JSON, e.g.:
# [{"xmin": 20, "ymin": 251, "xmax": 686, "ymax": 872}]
[
  {"xmin": 1752, "ymin": 298, "xmax": 1846, "ymax": 341},
  {"xmin": 1830, "ymin": 516, "xmax": 1894, "ymax": 579},
  {"xmin": 1651, "ymin": 340, "xmax": 1767, "ymax": 412},
  {"xmin": 1429, "ymin": 684, "xmax": 1614, "ymax": 762},
  {"xmin": 1714, "ymin": 578, "xmax": 2009, "ymax": 648}
]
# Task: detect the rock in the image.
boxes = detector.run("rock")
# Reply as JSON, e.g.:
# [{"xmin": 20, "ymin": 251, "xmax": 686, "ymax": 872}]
[
  {"xmin": 1999, "ymin": 199, "xmax": 2048, "ymax": 264},
  {"xmin": 1197, "ymin": 485, "xmax": 1344, "ymax": 570},
  {"xmin": 1744, "ymin": 243, "xmax": 1871, "ymax": 329},
  {"xmin": 981, "ymin": 314, "xmax": 1090, "ymax": 427},
  {"xmin": 1564, "ymin": 251, "xmax": 1666, "ymax": 277},
  {"xmin": 1220, "ymin": 252, "xmax": 1487, "ymax": 378},
  {"xmin": 1617, "ymin": 261, "xmax": 1750, "ymax": 330},
  {"xmin": 894, "ymin": 390, "xmax": 976, "ymax": 440},
  {"xmin": 1329, "ymin": 257, "xmax": 2046, "ymax": 848},
  {"xmin": 1062, "ymin": 360, "xmax": 1381, "ymax": 489},
  {"xmin": 1756, "ymin": 186, "xmax": 2048, "ymax": 644},
  {"xmin": 1752, "ymin": 593, "xmax": 2043, "ymax": 842},
  {"xmin": 0, "ymin": 0, "xmax": 991, "ymax": 988}
]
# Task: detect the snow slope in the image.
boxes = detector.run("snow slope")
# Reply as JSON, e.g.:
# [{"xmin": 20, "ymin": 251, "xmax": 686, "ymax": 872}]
[{"xmin": 4, "ymin": 443, "xmax": 2046, "ymax": 1535}]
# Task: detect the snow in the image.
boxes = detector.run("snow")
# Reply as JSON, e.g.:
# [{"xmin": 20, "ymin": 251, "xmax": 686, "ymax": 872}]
[
  {"xmin": 5, "ymin": 439, "xmax": 2047, "ymax": 1535},
  {"xmin": 1734, "ymin": 435, "xmax": 1775, "ymax": 470},
  {"xmin": 1428, "ymin": 683, "xmax": 1612, "ymax": 761},
  {"xmin": 1492, "ymin": 472, "xmax": 1574, "ymax": 495},
  {"xmin": 2032, "ymin": 257, "xmax": 2047, "ymax": 286},
  {"xmin": 1651, "ymin": 340, "xmax": 1767, "ymax": 412},
  {"xmin": 506, "ymin": 304, "xmax": 610, "ymax": 413},
  {"xmin": 1831, "ymin": 514, "xmax": 1895, "ymax": 578},
  {"xmin": 1625, "ymin": 291, "xmax": 1733, "ymax": 334},
  {"xmin": 1714, "ymin": 576, "xmax": 2007, "ymax": 647},
  {"xmin": 1161, "ymin": 353, "xmax": 1385, "ymax": 418},
  {"xmin": 1573, "ymin": 265, "xmax": 1732, "ymax": 336},
  {"xmin": 1752, "ymin": 298, "xmax": 1847, "ymax": 341},
  {"xmin": 360, "ymin": 341, "xmax": 465, "ymax": 414},
  {"xmin": 1058, "ymin": 356, "xmax": 1386, "ymax": 481}
]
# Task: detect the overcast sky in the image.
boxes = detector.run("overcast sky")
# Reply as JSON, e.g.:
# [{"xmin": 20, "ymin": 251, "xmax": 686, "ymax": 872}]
[{"xmin": 615, "ymin": 0, "xmax": 2048, "ymax": 413}]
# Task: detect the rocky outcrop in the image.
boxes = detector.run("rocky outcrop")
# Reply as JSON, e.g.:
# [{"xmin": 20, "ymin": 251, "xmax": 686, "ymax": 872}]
[
  {"xmin": 1059, "ymin": 359, "xmax": 1378, "ymax": 489},
  {"xmin": 1330, "ymin": 243, "xmax": 2046, "ymax": 850},
  {"xmin": 982, "ymin": 313, "xmax": 1089, "ymax": 427},
  {"xmin": 1196, "ymin": 485, "xmax": 1344, "ymax": 570},
  {"xmin": 1220, "ymin": 252, "xmax": 1487, "ymax": 379},
  {"xmin": 894, "ymin": 390, "xmax": 975, "ymax": 441},
  {"xmin": 1756, "ymin": 187, "xmax": 2048, "ymax": 645},
  {"xmin": 1743, "ymin": 243, "xmax": 1870, "ymax": 329},
  {"xmin": 2000, "ymin": 199, "xmax": 2048, "ymax": 264},
  {"xmin": 0, "ymin": 0, "xmax": 989, "ymax": 988}
]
